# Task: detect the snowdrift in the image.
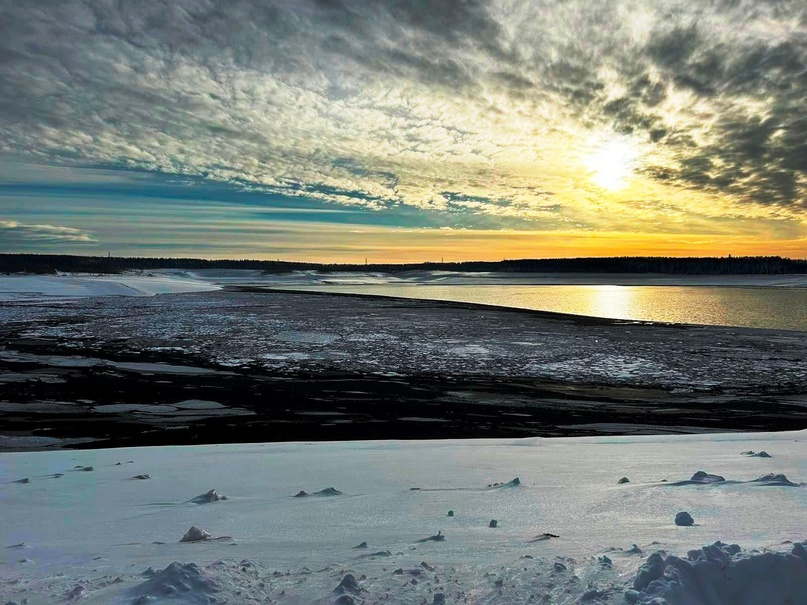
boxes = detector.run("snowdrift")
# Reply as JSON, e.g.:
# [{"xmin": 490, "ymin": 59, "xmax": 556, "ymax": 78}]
[{"xmin": 629, "ymin": 541, "xmax": 807, "ymax": 604}]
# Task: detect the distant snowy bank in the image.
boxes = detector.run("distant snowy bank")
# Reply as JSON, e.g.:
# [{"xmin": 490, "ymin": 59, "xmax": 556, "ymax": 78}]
[
  {"xmin": 1, "ymin": 431, "xmax": 805, "ymax": 604},
  {"xmin": 1, "ymin": 269, "xmax": 805, "ymax": 302},
  {"xmin": 0, "ymin": 273, "xmax": 219, "ymax": 301},
  {"xmin": 245, "ymin": 269, "xmax": 807, "ymax": 289}
]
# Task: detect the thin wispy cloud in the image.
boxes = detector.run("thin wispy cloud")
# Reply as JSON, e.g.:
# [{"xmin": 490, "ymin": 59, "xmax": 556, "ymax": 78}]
[
  {"xmin": 0, "ymin": 220, "xmax": 97, "ymax": 244},
  {"xmin": 0, "ymin": 1, "xmax": 804, "ymax": 257}
]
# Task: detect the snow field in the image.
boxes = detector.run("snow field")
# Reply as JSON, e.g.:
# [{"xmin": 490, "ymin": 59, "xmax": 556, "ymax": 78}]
[{"xmin": 1, "ymin": 431, "xmax": 805, "ymax": 603}]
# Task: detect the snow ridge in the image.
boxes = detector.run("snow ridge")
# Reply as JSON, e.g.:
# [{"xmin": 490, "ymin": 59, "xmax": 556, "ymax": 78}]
[{"xmin": 628, "ymin": 541, "xmax": 807, "ymax": 605}]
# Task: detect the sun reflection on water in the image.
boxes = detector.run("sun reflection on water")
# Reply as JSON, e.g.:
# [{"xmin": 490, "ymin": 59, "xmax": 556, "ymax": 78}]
[
  {"xmin": 285, "ymin": 284, "xmax": 807, "ymax": 331},
  {"xmin": 583, "ymin": 285, "xmax": 635, "ymax": 319}
]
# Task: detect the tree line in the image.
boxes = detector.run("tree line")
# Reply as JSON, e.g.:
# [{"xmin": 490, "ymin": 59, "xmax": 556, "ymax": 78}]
[{"xmin": 1, "ymin": 253, "xmax": 805, "ymax": 275}]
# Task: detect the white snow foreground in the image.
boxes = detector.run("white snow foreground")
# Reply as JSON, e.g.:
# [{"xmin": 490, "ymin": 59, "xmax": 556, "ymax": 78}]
[
  {"xmin": 121, "ymin": 542, "xmax": 807, "ymax": 605},
  {"xmin": 1, "ymin": 431, "xmax": 805, "ymax": 604}
]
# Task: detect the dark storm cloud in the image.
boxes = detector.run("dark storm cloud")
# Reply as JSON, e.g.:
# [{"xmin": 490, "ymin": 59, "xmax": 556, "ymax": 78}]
[
  {"xmin": 0, "ymin": 0, "xmax": 804, "ymax": 219},
  {"xmin": 631, "ymin": 19, "xmax": 806, "ymax": 206}
]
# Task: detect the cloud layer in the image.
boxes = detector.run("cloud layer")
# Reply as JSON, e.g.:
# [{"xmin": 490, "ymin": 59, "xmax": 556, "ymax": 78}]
[
  {"xmin": 0, "ymin": 0, "xmax": 804, "ymax": 247},
  {"xmin": 0, "ymin": 219, "xmax": 97, "ymax": 246}
]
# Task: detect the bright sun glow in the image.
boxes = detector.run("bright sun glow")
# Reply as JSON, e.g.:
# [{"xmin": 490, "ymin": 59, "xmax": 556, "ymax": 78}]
[{"xmin": 584, "ymin": 137, "xmax": 639, "ymax": 191}]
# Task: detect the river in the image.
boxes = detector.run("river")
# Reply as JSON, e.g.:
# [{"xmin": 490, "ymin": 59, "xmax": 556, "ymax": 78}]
[{"xmin": 283, "ymin": 283, "xmax": 807, "ymax": 331}]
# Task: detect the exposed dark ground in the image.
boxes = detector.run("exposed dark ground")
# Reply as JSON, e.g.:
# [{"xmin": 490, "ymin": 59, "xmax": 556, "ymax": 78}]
[{"xmin": 1, "ymin": 288, "xmax": 805, "ymax": 450}]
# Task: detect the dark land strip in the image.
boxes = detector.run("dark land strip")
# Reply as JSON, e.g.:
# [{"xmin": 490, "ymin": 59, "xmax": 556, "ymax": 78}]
[{"xmin": 1, "ymin": 289, "xmax": 805, "ymax": 450}]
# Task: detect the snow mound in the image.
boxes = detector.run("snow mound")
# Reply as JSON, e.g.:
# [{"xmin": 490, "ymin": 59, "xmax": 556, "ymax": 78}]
[
  {"xmin": 530, "ymin": 532, "xmax": 560, "ymax": 542},
  {"xmin": 66, "ymin": 581, "xmax": 88, "ymax": 600},
  {"xmin": 321, "ymin": 573, "xmax": 365, "ymax": 604},
  {"xmin": 358, "ymin": 549, "xmax": 392, "ymax": 558},
  {"xmin": 188, "ymin": 489, "xmax": 227, "ymax": 504},
  {"xmin": 690, "ymin": 470, "xmax": 724, "ymax": 483},
  {"xmin": 487, "ymin": 477, "xmax": 521, "ymax": 488},
  {"xmin": 749, "ymin": 473, "xmax": 799, "ymax": 487},
  {"xmin": 179, "ymin": 526, "xmax": 211, "ymax": 543},
  {"xmin": 178, "ymin": 526, "xmax": 234, "ymax": 544},
  {"xmin": 667, "ymin": 470, "xmax": 727, "ymax": 486},
  {"xmin": 665, "ymin": 470, "xmax": 801, "ymax": 487},
  {"xmin": 316, "ymin": 487, "xmax": 343, "ymax": 496},
  {"xmin": 674, "ymin": 511, "xmax": 694, "ymax": 526},
  {"xmin": 129, "ymin": 562, "xmax": 219, "ymax": 604},
  {"xmin": 416, "ymin": 531, "xmax": 446, "ymax": 543},
  {"xmin": 627, "ymin": 541, "xmax": 807, "ymax": 605},
  {"xmin": 296, "ymin": 487, "xmax": 343, "ymax": 497}
]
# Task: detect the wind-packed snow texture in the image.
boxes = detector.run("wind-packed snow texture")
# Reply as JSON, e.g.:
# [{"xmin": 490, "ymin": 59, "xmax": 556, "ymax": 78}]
[{"xmin": 1, "ymin": 431, "xmax": 804, "ymax": 604}]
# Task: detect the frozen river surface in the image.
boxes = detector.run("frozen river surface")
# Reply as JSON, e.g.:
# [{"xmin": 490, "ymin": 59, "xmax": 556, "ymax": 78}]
[{"xmin": 3, "ymin": 288, "xmax": 804, "ymax": 392}]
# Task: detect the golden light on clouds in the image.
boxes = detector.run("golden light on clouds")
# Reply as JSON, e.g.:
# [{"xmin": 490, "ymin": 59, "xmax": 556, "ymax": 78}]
[{"xmin": 0, "ymin": 0, "xmax": 804, "ymax": 259}]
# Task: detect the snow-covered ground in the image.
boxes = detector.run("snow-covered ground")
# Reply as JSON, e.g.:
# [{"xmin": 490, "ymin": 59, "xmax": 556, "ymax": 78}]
[
  {"xmin": 0, "ymin": 274, "xmax": 219, "ymax": 302},
  {"xmin": 1, "ymin": 272, "xmax": 805, "ymax": 603},
  {"xmin": 1, "ymin": 431, "xmax": 805, "ymax": 604}
]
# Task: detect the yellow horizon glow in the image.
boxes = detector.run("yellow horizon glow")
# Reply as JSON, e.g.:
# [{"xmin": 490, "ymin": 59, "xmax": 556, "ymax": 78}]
[{"xmin": 99, "ymin": 227, "xmax": 806, "ymax": 263}]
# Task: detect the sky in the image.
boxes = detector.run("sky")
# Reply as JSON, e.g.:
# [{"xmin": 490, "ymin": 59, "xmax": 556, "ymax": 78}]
[{"xmin": 0, "ymin": 0, "xmax": 805, "ymax": 262}]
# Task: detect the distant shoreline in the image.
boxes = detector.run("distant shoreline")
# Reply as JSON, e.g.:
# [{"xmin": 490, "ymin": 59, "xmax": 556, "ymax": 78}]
[
  {"xmin": 1, "ymin": 252, "xmax": 805, "ymax": 276},
  {"xmin": 267, "ymin": 273, "xmax": 807, "ymax": 288}
]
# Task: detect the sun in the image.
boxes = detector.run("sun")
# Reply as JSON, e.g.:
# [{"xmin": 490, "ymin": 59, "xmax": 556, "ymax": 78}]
[{"xmin": 584, "ymin": 137, "xmax": 639, "ymax": 191}]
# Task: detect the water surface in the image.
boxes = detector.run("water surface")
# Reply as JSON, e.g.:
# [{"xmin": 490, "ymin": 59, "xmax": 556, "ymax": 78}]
[{"xmin": 285, "ymin": 284, "xmax": 807, "ymax": 331}]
